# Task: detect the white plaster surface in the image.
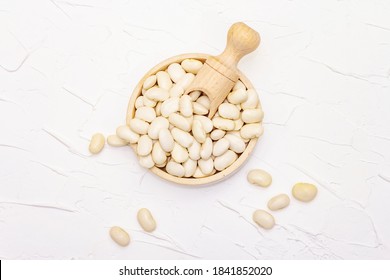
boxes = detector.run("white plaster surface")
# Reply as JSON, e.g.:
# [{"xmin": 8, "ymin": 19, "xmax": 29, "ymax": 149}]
[{"xmin": 1, "ymin": 0, "xmax": 390, "ymax": 259}]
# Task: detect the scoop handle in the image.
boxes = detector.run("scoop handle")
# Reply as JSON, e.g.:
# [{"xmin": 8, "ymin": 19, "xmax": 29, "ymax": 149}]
[{"xmin": 216, "ymin": 22, "xmax": 260, "ymax": 71}]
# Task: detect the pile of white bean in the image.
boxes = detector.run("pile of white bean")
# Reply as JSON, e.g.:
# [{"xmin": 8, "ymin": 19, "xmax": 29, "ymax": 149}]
[{"xmin": 113, "ymin": 59, "xmax": 263, "ymax": 178}]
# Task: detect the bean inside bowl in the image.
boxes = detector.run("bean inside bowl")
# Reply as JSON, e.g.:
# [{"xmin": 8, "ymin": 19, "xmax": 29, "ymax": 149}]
[{"xmin": 126, "ymin": 53, "xmax": 263, "ymax": 186}]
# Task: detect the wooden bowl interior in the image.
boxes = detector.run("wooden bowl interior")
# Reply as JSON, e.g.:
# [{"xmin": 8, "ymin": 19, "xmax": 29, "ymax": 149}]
[{"xmin": 127, "ymin": 53, "xmax": 261, "ymax": 186}]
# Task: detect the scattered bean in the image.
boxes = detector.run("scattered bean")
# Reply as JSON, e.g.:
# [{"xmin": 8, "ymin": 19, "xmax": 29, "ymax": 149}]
[
  {"xmin": 137, "ymin": 208, "xmax": 156, "ymax": 232},
  {"xmin": 89, "ymin": 133, "xmax": 105, "ymax": 154},
  {"xmin": 292, "ymin": 183, "xmax": 317, "ymax": 202},
  {"xmin": 267, "ymin": 194, "xmax": 290, "ymax": 211},
  {"xmin": 109, "ymin": 226, "xmax": 130, "ymax": 246},
  {"xmin": 252, "ymin": 210, "xmax": 275, "ymax": 229}
]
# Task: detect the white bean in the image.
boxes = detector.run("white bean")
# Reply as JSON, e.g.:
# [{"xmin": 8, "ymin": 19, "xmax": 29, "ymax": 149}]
[
  {"xmin": 218, "ymin": 103, "xmax": 240, "ymax": 119},
  {"xmin": 145, "ymin": 87, "xmax": 169, "ymax": 102},
  {"xmin": 200, "ymin": 137, "xmax": 213, "ymax": 160},
  {"xmin": 158, "ymin": 128, "xmax": 174, "ymax": 152},
  {"xmin": 143, "ymin": 75, "xmax": 157, "ymax": 90},
  {"xmin": 292, "ymin": 183, "xmax": 317, "ymax": 202},
  {"xmin": 155, "ymin": 160, "xmax": 167, "ymax": 168},
  {"xmin": 213, "ymin": 117, "xmax": 235, "ymax": 131},
  {"xmin": 152, "ymin": 142, "xmax": 167, "ymax": 165},
  {"xmin": 196, "ymin": 96, "xmax": 210, "ymax": 110},
  {"xmin": 167, "ymin": 63, "xmax": 186, "ymax": 83},
  {"xmin": 224, "ymin": 134, "xmax": 246, "ymax": 153},
  {"xmin": 241, "ymin": 89, "xmax": 259, "ymax": 109},
  {"xmin": 267, "ymin": 194, "xmax": 290, "ymax": 211},
  {"xmin": 135, "ymin": 96, "xmax": 144, "ymax": 108},
  {"xmin": 129, "ymin": 118, "xmax": 150, "ymax": 135},
  {"xmin": 176, "ymin": 73, "xmax": 194, "ymax": 90},
  {"xmin": 181, "ymin": 59, "xmax": 203, "ymax": 74},
  {"xmin": 143, "ymin": 96, "xmax": 157, "ymax": 107},
  {"xmin": 213, "ymin": 138, "xmax": 230, "ymax": 157},
  {"xmin": 166, "ymin": 161, "xmax": 185, "ymax": 177},
  {"xmin": 171, "ymin": 143, "xmax": 189, "ymax": 163},
  {"xmin": 193, "ymin": 115, "xmax": 213, "ymax": 133},
  {"xmin": 193, "ymin": 167, "xmax": 206, "ymax": 178},
  {"xmin": 89, "ymin": 133, "xmax": 105, "ymax": 154},
  {"xmin": 169, "ymin": 84, "xmax": 184, "ymax": 98},
  {"xmin": 184, "ymin": 115, "xmax": 194, "ymax": 127},
  {"xmin": 107, "ymin": 135, "xmax": 128, "ymax": 147},
  {"xmin": 214, "ymin": 150, "xmax": 238, "ymax": 171},
  {"xmin": 183, "ymin": 158, "xmax": 197, "ymax": 177},
  {"xmin": 188, "ymin": 140, "xmax": 201, "ymax": 160},
  {"xmin": 189, "ymin": 90, "xmax": 201, "ymax": 101},
  {"xmin": 168, "ymin": 113, "xmax": 191, "ymax": 132},
  {"xmin": 242, "ymin": 109, "xmax": 264, "ymax": 123},
  {"xmin": 155, "ymin": 101, "xmax": 162, "ymax": 116},
  {"xmin": 193, "ymin": 102, "xmax": 208, "ymax": 115},
  {"xmin": 156, "ymin": 70, "xmax": 172, "ymax": 90},
  {"xmin": 247, "ymin": 169, "xmax": 272, "ymax": 187},
  {"xmin": 161, "ymin": 97, "xmax": 179, "ymax": 117},
  {"xmin": 139, "ymin": 154, "xmax": 155, "ymax": 168},
  {"xmin": 227, "ymin": 88, "xmax": 248, "ymax": 104},
  {"xmin": 171, "ymin": 127, "xmax": 194, "ymax": 148},
  {"xmin": 179, "ymin": 95, "xmax": 193, "ymax": 117},
  {"xmin": 227, "ymin": 131, "xmax": 249, "ymax": 144},
  {"xmin": 198, "ymin": 158, "xmax": 214, "ymax": 175},
  {"xmin": 192, "ymin": 120, "xmax": 206, "ymax": 144},
  {"xmin": 116, "ymin": 125, "xmax": 139, "ymax": 144},
  {"xmin": 137, "ymin": 208, "xmax": 156, "ymax": 232},
  {"xmin": 233, "ymin": 118, "xmax": 244, "ymax": 130},
  {"xmin": 240, "ymin": 123, "xmax": 263, "ymax": 139},
  {"xmin": 109, "ymin": 226, "xmax": 130, "ymax": 246},
  {"xmin": 210, "ymin": 129, "xmax": 226, "ymax": 141},
  {"xmin": 148, "ymin": 117, "xmax": 169, "ymax": 139},
  {"xmin": 137, "ymin": 135, "xmax": 153, "ymax": 156},
  {"xmin": 233, "ymin": 80, "xmax": 246, "ymax": 91},
  {"xmin": 252, "ymin": 210, "xmax": 275, "ymax": 229},
  {"xmin": 135, "ymin": 106, "xmax": 156, "ymax": 123}
]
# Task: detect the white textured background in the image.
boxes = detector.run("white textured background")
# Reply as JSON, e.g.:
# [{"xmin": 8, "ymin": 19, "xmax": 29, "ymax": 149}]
[{"xmin": 1, "ymin": 0, "xmax": 390, "ymax": 260}]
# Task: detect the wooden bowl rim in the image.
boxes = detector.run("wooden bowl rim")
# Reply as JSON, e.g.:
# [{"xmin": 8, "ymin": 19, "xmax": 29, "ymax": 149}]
[{"xmin": 127, "ymin": 53, "xmax": 261, "ymax": 186}]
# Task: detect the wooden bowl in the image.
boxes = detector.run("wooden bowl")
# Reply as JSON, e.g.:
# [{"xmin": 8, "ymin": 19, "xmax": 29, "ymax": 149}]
[{"xmin": 127, "ymin": 53, "xmax": 261, "ymax": 186}]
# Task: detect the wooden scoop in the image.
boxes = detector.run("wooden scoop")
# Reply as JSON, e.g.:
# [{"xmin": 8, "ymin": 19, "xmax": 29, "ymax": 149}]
[{"xmin": 185, "ymin": 22, "xmax": 260, "ymax": 117}]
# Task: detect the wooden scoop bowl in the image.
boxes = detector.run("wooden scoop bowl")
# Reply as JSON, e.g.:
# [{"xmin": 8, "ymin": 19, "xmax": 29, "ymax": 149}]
[
  {"xmin": 127, "ymin": 53, "xmax": 261, "ymax": 186},
  {"xmin": 185, "ymin": 22, "xmax": 260, "ymax": 118}
]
